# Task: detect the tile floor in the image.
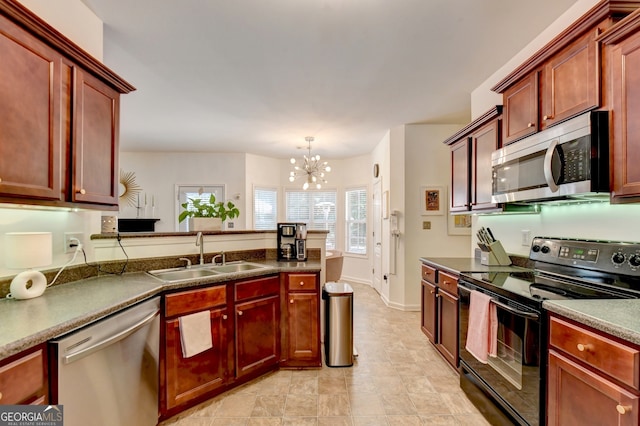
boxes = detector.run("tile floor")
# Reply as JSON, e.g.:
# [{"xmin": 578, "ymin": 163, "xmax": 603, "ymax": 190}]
[{"xmin": 160, "ymin": 282, "xmax": 491, "ymax": 425}]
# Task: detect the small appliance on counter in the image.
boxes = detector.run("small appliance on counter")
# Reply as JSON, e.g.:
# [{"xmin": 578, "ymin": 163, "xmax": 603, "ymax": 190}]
[{"xmin": 277, "ymin": 222, "xmax": 307, "ymax": 261}]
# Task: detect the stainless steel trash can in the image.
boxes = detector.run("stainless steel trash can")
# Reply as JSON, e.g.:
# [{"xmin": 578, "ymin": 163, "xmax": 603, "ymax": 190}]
[{"xmin": 322, "ymin": 281, "xmax": 354, "ymax": 367}]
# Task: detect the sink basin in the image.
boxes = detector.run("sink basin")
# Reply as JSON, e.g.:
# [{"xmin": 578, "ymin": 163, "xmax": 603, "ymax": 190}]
[
  {"xmin": 147, "ymin": 267, "xmax": 220, "ymax": 282},
  {"xmin": 209, "ymin": 262, "xmax": 271, "ymax": 274}
]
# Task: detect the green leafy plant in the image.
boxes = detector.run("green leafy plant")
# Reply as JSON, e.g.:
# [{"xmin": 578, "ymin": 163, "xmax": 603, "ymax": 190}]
[{"xmin": 178, "ymin": 194, "xmax": 240, "ymax": 223}]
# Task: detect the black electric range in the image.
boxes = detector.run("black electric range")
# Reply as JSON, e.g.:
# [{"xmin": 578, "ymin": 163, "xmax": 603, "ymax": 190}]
[{"xmin": 458, "ymin": 237, "xmax": 640, "ymax": 426}]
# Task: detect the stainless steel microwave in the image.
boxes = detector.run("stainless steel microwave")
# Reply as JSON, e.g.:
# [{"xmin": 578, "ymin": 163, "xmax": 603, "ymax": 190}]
[{"xmin": 491, "ymin": 110, "xmax": 609, "ymax": 204}]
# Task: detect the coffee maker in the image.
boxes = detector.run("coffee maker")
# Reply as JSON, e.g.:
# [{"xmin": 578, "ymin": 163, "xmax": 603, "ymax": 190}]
[{"xmin": 277, "ymin": 223, "xmax": 307, "ymax": 261}]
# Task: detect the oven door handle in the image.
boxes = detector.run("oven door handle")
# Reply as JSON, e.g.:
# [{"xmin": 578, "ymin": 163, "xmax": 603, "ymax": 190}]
[{"xmin": 459, "ymin": 285, "xmax": 539, "ymax": 320}]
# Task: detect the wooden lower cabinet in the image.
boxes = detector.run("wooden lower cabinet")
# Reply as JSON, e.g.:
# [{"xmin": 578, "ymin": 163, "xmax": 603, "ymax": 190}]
[
  {"xmin": 0, "ymin": 344, "xmax": 48, "ymax": 405},
  {"xmin": 420, "ymin": 263, "xmax": 458, "ymax": 369},
  {"xmin": 235, "ymin": 294, "xmax": 280, "ymax": 378},
  {"xmin": 161, "ymin": 285, "xmax": 231, "ymax": 416},
  {"xmin": 547, "ymin": 314, "xmax": 640, "ymax": 425},
  {"xmin": 548, "ymin": 350, "xmax": 639, "ymax": 425},
  {"xmin": 282, "ymin": 273, "xmax": 321, "ymax": 367}
]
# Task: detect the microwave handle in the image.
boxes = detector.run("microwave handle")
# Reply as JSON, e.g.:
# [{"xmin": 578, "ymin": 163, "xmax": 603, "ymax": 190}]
[{"xmin": 543, "ymin": 139, "xmax": 560, "ymax": 193}]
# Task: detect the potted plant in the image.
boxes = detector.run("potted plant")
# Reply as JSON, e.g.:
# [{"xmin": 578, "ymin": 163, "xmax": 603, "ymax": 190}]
[{"xmin": 178, "ymin": 194, "xmax": 240, "ymax": 231}]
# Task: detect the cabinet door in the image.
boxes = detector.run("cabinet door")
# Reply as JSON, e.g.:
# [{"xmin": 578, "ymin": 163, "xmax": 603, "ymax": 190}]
[
  {"xmin": 163, "ymin": 307, "xmax": 230, "ymax": 412},
  {"xmin": 436, "ymin": 289, "xmax": 458, "ymax": 368},
  {"xmin": 286, "ymin": 292, "xmax": 321, "ymax": 366},
  {"xmin": 0, "ymin": 344, "xmax": 48, "ymax": 405},
  {"xmin": 610, "ymin": 31, "xmax": 640, "ymax": 200},
  {"xmin": 235, "ymin": 295, "xmax": 280, "ymax": 379},
  {"xmin": 542, "ymin": 30, "xmax": 598, "ymax": 130},
  {"xmin": 421, "ymin": 280, "xmax": 437, "ymax": 343},
  {"xmin": 450, "ymin": 139, "xmax": 470, "ymax": 213},
  {"xmin": 72, "ymin": 68, "xmax": 120, "ymax": 205},
  {"xmin": 503, "ymin": 73, "xmax": 538, "ymax": 145},
  {"xmin": 548, "ymin": 350, "xmax": 639, "ymax": 426},
  {"xmin": 0, "ymin": 15, "xmax": 63, "ymax": 201},
  {"xmin": 471, "ymin": 120, "xmax": 499, "ymax": 211}
]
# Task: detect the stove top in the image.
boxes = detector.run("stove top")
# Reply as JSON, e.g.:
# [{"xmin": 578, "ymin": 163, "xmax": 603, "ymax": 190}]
[{"xmin": 461, "ymin": 237, "xmax": 640, "ymax": 307}]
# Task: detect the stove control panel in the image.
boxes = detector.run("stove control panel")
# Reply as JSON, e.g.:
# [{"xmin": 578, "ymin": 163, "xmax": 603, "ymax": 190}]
[{"xmin": 530, "ymin": 237, "xmax": 640, "ymax": 275}]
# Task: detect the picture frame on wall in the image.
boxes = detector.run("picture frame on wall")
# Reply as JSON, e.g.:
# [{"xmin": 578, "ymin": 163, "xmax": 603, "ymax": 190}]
[
  {"xmin": 448, "ymin": 213, "xmax": 472, "ymax": 235},
  {"xmin": 420, "ymin": 186, "xmax": 445, "ymax": 216}
]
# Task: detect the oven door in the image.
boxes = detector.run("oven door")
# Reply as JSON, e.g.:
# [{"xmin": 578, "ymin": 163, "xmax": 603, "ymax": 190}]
[{"xmin": 458, "ymin": 282, "xmax": 542, "ymax": 426}]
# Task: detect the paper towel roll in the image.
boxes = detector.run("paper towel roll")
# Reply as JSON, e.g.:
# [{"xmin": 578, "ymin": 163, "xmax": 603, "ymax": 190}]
[{"xmin": 8, "ymin": 270, "xmax": 47, "ymax": 300}]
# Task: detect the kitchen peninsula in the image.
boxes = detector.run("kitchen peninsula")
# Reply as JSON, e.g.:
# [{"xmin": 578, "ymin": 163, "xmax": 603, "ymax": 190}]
[{"xmin": 0, "ymin": 230, "xmax": 327, "ymax": 421}]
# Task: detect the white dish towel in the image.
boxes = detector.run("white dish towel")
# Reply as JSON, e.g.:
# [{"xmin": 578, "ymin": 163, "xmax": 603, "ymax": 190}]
[{"xmin": 179, "ymin": 310, "xmax": 213, "ymax": 358}]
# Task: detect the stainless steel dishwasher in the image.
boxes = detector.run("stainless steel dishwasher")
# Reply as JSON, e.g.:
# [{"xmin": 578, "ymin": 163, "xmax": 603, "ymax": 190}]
[{"xmin": 49, "ymin": 296, "xmax": 160, "ymax": 426}]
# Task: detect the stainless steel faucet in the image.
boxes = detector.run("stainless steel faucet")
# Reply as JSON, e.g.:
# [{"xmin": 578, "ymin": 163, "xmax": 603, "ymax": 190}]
[
  {"xmin": 195, "ymin": 232, "xmax": 204, "ymax": 265},
  {"xmin": 179, "ymin": 257, "xmax": 192, "ymax": 269},
  {"xmin": 212, "ymin": 251, "xmax": 225, "ymax": 265}
]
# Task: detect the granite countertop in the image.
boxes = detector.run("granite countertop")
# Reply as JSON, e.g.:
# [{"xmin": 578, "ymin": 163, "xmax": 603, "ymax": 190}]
[
  {"xmin": 544, "ymin": 299, "xmax": 640, "ymax": 346},
  {"xmin": 419, "ymin": 257, "xmax": 528, "ymax": 275},
  {"xmin": 0, "ymin": 260, "xmax": 321, "ymax": 361}
]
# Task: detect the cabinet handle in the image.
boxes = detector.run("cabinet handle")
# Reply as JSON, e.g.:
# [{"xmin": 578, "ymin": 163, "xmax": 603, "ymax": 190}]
[
  {"xmin": 577, "ymin": 343, "xmax": 593, "ymax": 352},
  {"xmin": 429, "ymin": 290, "xmax": 435, "ymax": 294},
  {"xmin": 222, "ymin": 314, "xmax": 228, "ymax": 320},
  {"xmin": 0, "ymin": 391, "xmax": 2, "ymax": 401},
  {"xmin": 237, "ymin": 310, "xmax": 243, "ymax": 316},
  {"xmin": 0, "ymin": 178, "xmax": 2, "ymax": 183},
  {"xmin": 527, "ymin": 122, "xmax": 534, "ymax": 128},
  {"xmin": 290, "ymin": 299, "xmax": 294, "ymax": 304},
  {"xmin": 78, "ymin": 188, "xmax": 86, "ymax": 195},
  {"xmin": 299, "ymin": 282, "xmax": 304, "ymax": 286},
  {"xmin": 616, "ymin": 404, "xmax": 631, "ymax": 415},
  {"xmin": 543, "ymin": 115, "xmax": 553, "ymax": 121}
]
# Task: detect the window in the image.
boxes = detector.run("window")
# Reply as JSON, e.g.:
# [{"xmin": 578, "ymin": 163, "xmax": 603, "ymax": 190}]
[
  {"xmin": 254, "ymin": 187, "xmax": 277, "ymax": 230},
  {"xmin": 286, "ymin": 189, "xmax": 336, "ymax": 250},
  {"xmin": 176, "ymin": 185, "xmax": 224, "ymax": 232},
  {"xmin": 345, "ymin": 188, "xmax": 367, "ymax": 254}
]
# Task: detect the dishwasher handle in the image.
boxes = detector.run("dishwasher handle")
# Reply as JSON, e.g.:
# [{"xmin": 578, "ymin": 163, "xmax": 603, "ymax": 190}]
[{"xmin": 63, "ymin": 308, "xmax": 159, "ymax": 365}]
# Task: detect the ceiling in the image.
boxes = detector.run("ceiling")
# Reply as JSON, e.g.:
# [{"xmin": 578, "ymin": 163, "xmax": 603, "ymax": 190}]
[{"xmin": 80, "ymin": 0, "xmax": 577, "ymax": 159}]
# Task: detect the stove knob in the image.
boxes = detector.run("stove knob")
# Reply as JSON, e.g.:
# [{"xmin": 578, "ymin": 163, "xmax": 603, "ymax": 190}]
[
  {"xmin": 629, "ymin": 254, "xmax": 640, "ymax": 268},
  {"xmin": 540, "ymin": 246, "xmax": 551, "ymax": 254},
  {"xmin": 612, "ymin": 252, "xmax": 626, "ymax": 265},
  {"xmin": 532, "ymin": 245, "xmax": 541, "ymax": 253}
]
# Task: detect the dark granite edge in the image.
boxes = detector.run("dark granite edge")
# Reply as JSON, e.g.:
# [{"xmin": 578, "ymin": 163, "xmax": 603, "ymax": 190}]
[
  {"xmin": 91, "ymin": 229, "xmax": 329, "ymax": 239},
  {"xmin": 0, "ymin": 261, "xmax": 322, "ymax": 361},
  {"xmin": 543, "ymin": 301, "xmax": 640, "ymax": 346}
]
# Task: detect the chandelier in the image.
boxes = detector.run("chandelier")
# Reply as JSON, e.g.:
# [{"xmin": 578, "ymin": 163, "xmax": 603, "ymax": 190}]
[{"xmin": 289, "ymin": 136, "xmax": 331, "ymax": 190}]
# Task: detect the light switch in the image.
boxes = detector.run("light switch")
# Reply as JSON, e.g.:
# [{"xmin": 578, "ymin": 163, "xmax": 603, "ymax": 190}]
[{"xmin": 423, "ymin": 221, "xmax": 431, "ymax": 230}]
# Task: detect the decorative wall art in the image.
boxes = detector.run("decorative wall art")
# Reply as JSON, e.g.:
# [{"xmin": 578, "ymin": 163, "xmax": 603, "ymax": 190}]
[
  {"xmin": 119, "ymin": 169, "xmax": 142, "ymax": 207},
  {"xmin": 420, "ymin": 186, "xmax": 445, "ymax": 215},
  {"xmin": 448, "ymin": 213, "xmax": 472, "ymax": 235}
]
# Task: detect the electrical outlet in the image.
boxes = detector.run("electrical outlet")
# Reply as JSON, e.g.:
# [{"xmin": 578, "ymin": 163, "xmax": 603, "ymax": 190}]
[
  {"xmin": 521, "ymin": 230, "xmax": 531, "ymax": 246},
  {"xmin": 422, "ymin": 221, "xmax": 431, "ymax": 230},
  {"xmin": 64, "ymin": 232, "xmax": 84, "ymax": 253}
]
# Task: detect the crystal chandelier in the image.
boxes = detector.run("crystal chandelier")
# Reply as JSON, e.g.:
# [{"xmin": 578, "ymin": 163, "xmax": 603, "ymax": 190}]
[{"xmin": 289, "ymin": 136, "xmax": 331, "ymax": 190}]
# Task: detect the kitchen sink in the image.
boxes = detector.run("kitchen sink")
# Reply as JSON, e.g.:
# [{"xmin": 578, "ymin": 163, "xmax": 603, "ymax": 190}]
[
  {"xmin": 147, "ymin": 261, "xmax": 273, "ymax": 282},
  {"xmin": 209, "ymin": 262, "xmax": 272, "ymax": 274},
  {"xmin": 147, "ymin": 267, "xmax": 220, "ymax": 282}
]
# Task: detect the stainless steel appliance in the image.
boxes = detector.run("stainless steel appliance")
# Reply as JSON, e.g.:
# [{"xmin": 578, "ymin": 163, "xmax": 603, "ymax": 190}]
[
  {"xmin": 277, "ymin": 222, "xmax": 307, "ymax": 261},
  {"xmin": 491, "ymin": 111, "xmax": 609, "ymax": 204},
  {"xmin": 50, "ymin": 297, "xmax": 160, "ymax": 426},
  {"xmin": 459, "ymin": 238, "xmax": 640, "ymax": 426}
]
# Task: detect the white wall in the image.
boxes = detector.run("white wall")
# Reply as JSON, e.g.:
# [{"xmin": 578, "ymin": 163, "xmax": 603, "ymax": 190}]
[
  {"xmin": 403, "ymin": 124, "xmax": 469, "ymax": 309},
  {"xmin": 17, "ymin": 0, "xmax": 103, "ymax": 60},
  {"xmin": 119, "ymin": 152, "xmax": 247, "ymax": 232}
]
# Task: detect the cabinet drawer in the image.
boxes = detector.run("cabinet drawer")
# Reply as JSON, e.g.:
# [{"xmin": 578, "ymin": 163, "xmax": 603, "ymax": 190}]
[
  {"xmin": 0, "ymin": 347, "xmax": 45, "ymax": 405},
  {"xmin": 421, "ymin": 264, "xmax": 437, "ymax": 285},
  {"xmin": 549, "ymin": 316, "xmax": 640, "ymax": 390},
  {"xmin": 235, "ymin": 276, "xmax": 280, "ymax": 301},
  {"xmin": 287, "ymin": 274, "xmax": 318, "ymax": 291},
  {"xmin": 438, "ymin": 271, "xmax": 458, "ymax": 295},
  {"xmin": 165, "ymin": 285, "xmax": 226, "ymax": 317}
]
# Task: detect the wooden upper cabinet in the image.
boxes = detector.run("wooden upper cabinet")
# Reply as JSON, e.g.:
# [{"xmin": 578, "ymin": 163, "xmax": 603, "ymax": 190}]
[
  {"xmin": 0, "ymin": 1, "xmax": 134, "ymax": 209},
  {"xmin": 541, "ymin": 29, "xmax": 599, "ymax": 130},
  {"xmin": 601, "ymin": 9, "xmax": 640, "ymax": 202},
  {"xmin": 471, "ymin": 120, "xmax": 500, "ymax": 210},
  {"xmin": 450, "ymin": 139, "xmax": 470, "ymax": 213},
  {"xmin": 503, "ymin": 73, "xmax": 538, "ymax": 144},
  {"xmin": 0, "ymin": 13, "xmax": 63, "ymax": 201},
  {"xmin": 72, "ymin": 68, "xmax": 120, "ymax": 205}
]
